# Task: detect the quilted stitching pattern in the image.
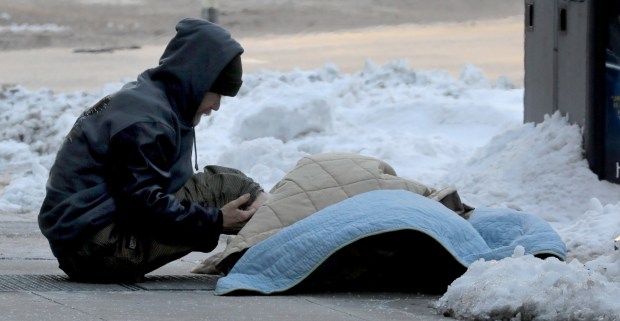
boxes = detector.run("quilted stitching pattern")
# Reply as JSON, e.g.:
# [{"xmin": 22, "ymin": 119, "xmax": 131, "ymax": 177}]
[{"xmin": 192, "ymin": 153, "xmax": 440, "ymax": 274}]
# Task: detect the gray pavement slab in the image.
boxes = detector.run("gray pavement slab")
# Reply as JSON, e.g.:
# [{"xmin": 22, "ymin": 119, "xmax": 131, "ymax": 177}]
[
  {"xmin": 0, "ymin": 291, "xmax": 447, "ymax": 321},
  {"xmin": 0, "ymin": 220, "xmax": 454, "ymax": 321}
]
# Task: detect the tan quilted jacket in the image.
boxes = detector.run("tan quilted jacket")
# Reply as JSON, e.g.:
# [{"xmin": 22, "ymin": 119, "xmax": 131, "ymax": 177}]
[{"xmin": 192, "ymin": 153, "xmax": 472, "ymax": 274}]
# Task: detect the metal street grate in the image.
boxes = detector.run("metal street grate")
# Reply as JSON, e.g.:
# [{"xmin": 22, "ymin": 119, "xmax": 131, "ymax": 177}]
[{"xmin": 0, "ymin": 274, "xmax": 218, "ymax": 292}]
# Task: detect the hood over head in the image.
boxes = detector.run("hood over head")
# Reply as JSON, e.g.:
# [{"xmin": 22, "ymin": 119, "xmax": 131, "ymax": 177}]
[{"xmin": 149, "ymin": 18, "xmax": 244, "ymax": 124}]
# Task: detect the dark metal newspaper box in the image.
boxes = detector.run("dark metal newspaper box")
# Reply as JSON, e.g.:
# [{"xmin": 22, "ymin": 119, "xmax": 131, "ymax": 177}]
[{"xmin": 524, "ymin": 0, "xmax": 620, "ymax": 183}]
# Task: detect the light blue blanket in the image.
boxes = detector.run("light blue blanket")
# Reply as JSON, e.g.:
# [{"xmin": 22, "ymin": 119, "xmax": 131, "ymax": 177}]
[{"xmin": 214, "ymin": 190, "xmax": 567, "ymax": 295}]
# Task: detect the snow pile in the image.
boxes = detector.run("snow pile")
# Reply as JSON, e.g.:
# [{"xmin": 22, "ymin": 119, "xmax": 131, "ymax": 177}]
[{"xmin": 1, "ymin": 61, "xmax": 619, "ymax": 319}]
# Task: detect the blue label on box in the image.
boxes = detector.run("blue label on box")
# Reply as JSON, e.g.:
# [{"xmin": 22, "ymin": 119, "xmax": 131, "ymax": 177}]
[
  {"xmin": 605, "ymin": 5, "xmax": 620, "ymax": 183},
  {"xmin": 605, "ymin": 66, "xmax": 620, "ymax": 182}
]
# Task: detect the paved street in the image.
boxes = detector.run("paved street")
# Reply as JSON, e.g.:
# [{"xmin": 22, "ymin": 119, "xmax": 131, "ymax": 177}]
[{"xmin": 0, "ymin": 221, "xmax": 452, "ymax": 321}]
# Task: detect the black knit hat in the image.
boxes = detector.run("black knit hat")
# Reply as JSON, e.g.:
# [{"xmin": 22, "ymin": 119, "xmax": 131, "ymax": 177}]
[{"xmin": 210, "ymin": 54, "xmax": 243, "ymax": 97}]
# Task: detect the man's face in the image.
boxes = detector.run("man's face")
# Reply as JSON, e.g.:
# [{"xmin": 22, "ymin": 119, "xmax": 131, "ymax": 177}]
[{"xmin": 193, "ymin": 92, "xmax": 222, "ymax": 126}]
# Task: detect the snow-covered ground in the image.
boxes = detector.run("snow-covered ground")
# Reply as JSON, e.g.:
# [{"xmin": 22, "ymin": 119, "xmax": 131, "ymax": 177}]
[
  {"xmin": 0, "ymin": 12, "xmax": 67, "ymax": 33},
  {"xmin": 1, "ymin": 61, "xmax": 619, "ymax": 320}
]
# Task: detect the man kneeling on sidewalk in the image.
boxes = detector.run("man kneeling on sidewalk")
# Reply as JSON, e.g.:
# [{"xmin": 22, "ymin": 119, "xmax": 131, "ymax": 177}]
[{"xmin": 38, "ymin": 18, "xmax": 266, "ymax": 283}]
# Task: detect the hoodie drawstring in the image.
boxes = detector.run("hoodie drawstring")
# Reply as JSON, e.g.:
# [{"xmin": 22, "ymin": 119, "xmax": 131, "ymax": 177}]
[{"xmin": 192, "ymin": 127, "xmax": 199, "ymax": 171}]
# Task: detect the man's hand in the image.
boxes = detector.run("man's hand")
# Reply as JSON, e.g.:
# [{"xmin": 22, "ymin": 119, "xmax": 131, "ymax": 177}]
[{"xmin": 221, "ymin": 193, "xmax": 257, "ymax": 234}]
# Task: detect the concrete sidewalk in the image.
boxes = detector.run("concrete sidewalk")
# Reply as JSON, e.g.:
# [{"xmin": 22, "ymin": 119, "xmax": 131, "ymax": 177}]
[{"xmin": 0, "ymin": 221, "xmax": 452, "ymax": 321}]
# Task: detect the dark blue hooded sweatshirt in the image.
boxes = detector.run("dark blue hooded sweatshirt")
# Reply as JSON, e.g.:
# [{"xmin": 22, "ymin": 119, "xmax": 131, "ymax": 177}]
[{"xmin": 38, "ymin": 18, "xmax": 243, "ymax": 257}]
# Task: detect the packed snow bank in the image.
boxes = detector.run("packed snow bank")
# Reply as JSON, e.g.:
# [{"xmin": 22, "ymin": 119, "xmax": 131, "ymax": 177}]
[{"xmin": 1, "ymin": 61, "xmax": 619, "ymax": 320}]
